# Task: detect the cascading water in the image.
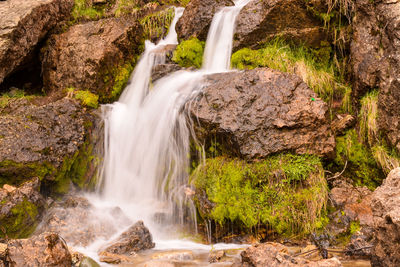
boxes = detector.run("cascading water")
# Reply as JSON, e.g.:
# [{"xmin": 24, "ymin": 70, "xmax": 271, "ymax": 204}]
[
  {"xmin": 45, "ymin": 0, "xmax": 251, "ymax": 260},
  {"xmin": 100, "ymin": 0, "xmax": 251, "ymax": 241}
]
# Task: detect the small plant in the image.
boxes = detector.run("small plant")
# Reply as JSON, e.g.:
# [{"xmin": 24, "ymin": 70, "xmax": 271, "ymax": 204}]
[
  {"xmin": 359, "ymin": 90, "xmax": 378, "ymax": 146},
  {"xmin": 140, "ymin": 8, "xmax": 175, "ymax": 40},
  {"xmin": 173, "ymin": 38, "xmax": 205, "ymax": 68}
]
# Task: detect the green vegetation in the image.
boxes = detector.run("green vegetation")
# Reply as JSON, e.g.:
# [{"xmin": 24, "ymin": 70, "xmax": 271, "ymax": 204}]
[
  {"xmin": 359, "ymin": 90, "xmax": 378, "ymax": 146},
  {"xmin": 357, "ymin": 90, "xmax": 400, "ymax": 174},
  {"xmin": 72, "ymin": 0, "xmax": 105, "ymax": 21},
  {"xmin": 231, "ymin": 39, "xmax": 351, "ymax": 113},
  {"xmin": 191, "ymin": 154, "xmax": 328, "ymax": 236},
  {"xmin": 0, "ymin": 160, "xmax": 55, "ymax": 187},
  {"xmin": 0, "ymin": 89, "xmax": 35, "ymax": 109},
  {"xmin": 114, "ymin": 0, "xmax": 141, "ymax": 17},
  {"xmin": 140, "ymin": 8, "xmax": 175, "ymax": 40},
  {"xmin": 333, "ymin": 129, "xmax": 383, "ymax": 189},
  {"xmin": 67, "ymin": 88, "xmax": 99, "ymax": 108},
  {"xmin": 0, "ymin": 198, "xmax": 39, "ymax": 238},
  {"xmin": 173, "ymin": 38, "xmax": 205, "ymax": 68}
]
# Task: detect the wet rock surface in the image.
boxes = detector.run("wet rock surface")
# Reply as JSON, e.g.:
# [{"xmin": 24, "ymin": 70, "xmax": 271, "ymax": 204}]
[
  {"xmin": 0, "ymin": 98, "xmax": 97, "ymax": 187},
  {"xmin": 176, "ymin": 0, "xmax": 234, "ymax": 41},
  {"xmin": 3, "ymin": 232, "xmax": 72, "ymax": 266},
  {"xmin": 371, "ymin": 168, "xmax": 400, "ymax": 266},
  {"xmin": 0, "ymin": 0, "xmax": 74, "ymax": 84},
  {"xmin": 100, "ymin": 220, "xmax": 155, "ymax": 256},
  {"xmin": 188, "ymin": 68, "xmax": 335, "ymax": 159},
  {"xmin": 0, "ymin": 178, "xmax": 45, "ymax": 238},
  {"xmin": 41, "ymin": 16, "xmax": 143, "ymax": 102},
  {"xmin": 233, "ymin": 0, "xmax": 327, "ymax": 51},
  {"xmin": 241, "ymin": 242, "xmax": 342, "ymax": 267}
]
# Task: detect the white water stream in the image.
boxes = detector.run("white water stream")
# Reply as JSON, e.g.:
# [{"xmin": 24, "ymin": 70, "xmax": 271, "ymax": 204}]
[{"xmin": 72, "ymin": 0, "xmax": 251, "ymax": 261}]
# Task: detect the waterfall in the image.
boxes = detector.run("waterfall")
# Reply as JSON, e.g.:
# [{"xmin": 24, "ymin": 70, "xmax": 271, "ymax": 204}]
[{"xmin": 98, "ymin": 0, "xmax": 251, "ymax": 242}]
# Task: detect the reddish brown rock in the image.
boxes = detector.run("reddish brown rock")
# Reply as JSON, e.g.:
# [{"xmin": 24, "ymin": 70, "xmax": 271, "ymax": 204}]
[
  {"xmin": 176, "ymin": 0, "xmax": 234, "ymax": 41},
  {"xmin": 0, "ymin": 0, "xmax": 74, "ymax": 84},
  {"xmin": 100, "ymin": 221, "xmax": 155, "ymax": 256},
  {"xmin": 350, "ymin": 1, "xmax": 400, "ymax": 152},
  {"xmin": 188, "ymin": 68, "xmax": 335, "ymax": 159},
  {"xmin": 4, "ymin": 232, "xmax": 72, "ymax": 266},
  {"xmin": 233, "ymin": 0, "xmax": 328, "ymax": 51},
  {"xmin": 41, "ymin": 16, "xmax": 143, "ymax": 102},
  {"xmin": 371, "ymin": 168, "xmax": 400, "ymax": 266}
]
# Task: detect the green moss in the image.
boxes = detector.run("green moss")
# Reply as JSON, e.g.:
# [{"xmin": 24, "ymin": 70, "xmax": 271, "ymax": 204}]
[
  {"xmin": 172, "ymin": 38, "xmax": 205, "ymax": 68},
  {"xmin": 231, "ymin": 39, "xmax": 351, "ymax": 113},
  {"xmin": 191, "ymin": 154, "xmax": 328, "ymax": 236},
  {"xmin": 109, "ymin": 62, "xmax": 134, "ymax": 101},
  {"xmin": 332, "ymin": 129, "xmax": 383, "ymax": 189},
  {"xmin": 0, "ymin": 160, "xmax": 55, "ymax": 187},
  {"xmin": 72, "ymin": 0, "xmax": 104, "ymax": 21},
  {"xmin": 68, "ymin": 89, "xmax": 99, "ymax": 108},
  {"xmin": 0, "ymin": 198, "xmax": 39, "ymax": 238},
  {"xmin": 140, "ymin": 8, "xmax": 175, "ymax": 41}
]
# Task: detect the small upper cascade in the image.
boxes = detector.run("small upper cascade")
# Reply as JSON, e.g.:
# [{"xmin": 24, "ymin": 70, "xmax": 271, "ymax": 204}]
[{"xmin": 202, "ymin": 0, "xmax": 251, "ymax": 72}]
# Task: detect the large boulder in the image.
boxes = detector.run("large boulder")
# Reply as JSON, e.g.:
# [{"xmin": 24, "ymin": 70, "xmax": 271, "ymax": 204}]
[
  {"xmin": 2, "ymin": 232, "xmax": 72, "ymax": 266},
  {"xmin": 175, "ymin": 0, "xmax": 234, "ymax": 41},
  {"xmin": 233, "ymin": 0, "xmax": 328, "ymax": 51},
  {"xmin": 370, "ymin": 168, "xmax": 400, "ymax": 266},
  {"xmin": 0, "ymin": 0, "xmax": 74, "ymax": 84},
  {"xmin": 0, "ymin": 97, "xmax": 100, "ymax": 193},
  {"xmin": 187, "ymin": 68, "xmax": 335, "ymax": 159},
  {"xmin": 41, "ymin": 16, "xmax": 144, "ymax": 102},
  {"xmin": 0, "ymin": 178, "xmax": 45, "ymax": 238},
  {"xmin": 241, "ymin": 242, "xmax": 342, "ymax": 267}
]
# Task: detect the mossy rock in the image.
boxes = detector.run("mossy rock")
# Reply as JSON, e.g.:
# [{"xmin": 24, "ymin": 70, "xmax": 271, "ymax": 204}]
[
  {"xmin": 331, "ymin": 129, "xmax": 384, "ymax": 190},
  {"xmin": 0, "ymin": 198, "xmax": 39, "ymax": 238},
  {"xmin": 190, "ymin": 153, "xmax": 328, "ymax": 236}
]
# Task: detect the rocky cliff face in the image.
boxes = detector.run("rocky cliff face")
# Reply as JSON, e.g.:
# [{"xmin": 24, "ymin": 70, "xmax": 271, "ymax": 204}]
[
  {"xmin": 188, "ymin": 68, "xmax": 335, "ymax": 159},
  {"xmin": 351, "ymin": 0, "xmax": 400, "ymax": 152}
]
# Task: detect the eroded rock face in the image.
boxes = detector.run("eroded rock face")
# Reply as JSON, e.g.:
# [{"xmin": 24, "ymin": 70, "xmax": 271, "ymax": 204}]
[
  {"xmin": 176, "ymin": 0, "xmax": 234, "ymax": 41},
  {"xmin": 3, "ymin": 232, "xmax": 72, "ymax": 266},
  {"xmin": 371, "ymin": 168, "xmax": 400, "ymax": 266},
  {"xmin": 41, "ymin": 16, "xmax": 143, "ymax": 102},
  {"xmin": 0, "ymin": 97, "xmax": 99, "ymax": 192},
  {"xmin": 0, "ymin": 178, "xmax": 45, "ymax": 238},
  {"xmin": 233, "ymin": 0, "xmax": 327, "ymax": 51},
  {"xmin": 100, "ymin": 221, "xmax": 155, "ymax": 256},
  {"xmin": 350, "ymin": 1, "xmax": 400, "ymax": 152},
  {"xmin": 0, "ymin": 0, "xmax": 74, "ymax": 84},
  {"xmin": 241, "ymin": 242, "xmax": 342, "ymax": 267},
  {"xmin": 187, "ymin": 68, "xmax": 335, "ymax": 159}
]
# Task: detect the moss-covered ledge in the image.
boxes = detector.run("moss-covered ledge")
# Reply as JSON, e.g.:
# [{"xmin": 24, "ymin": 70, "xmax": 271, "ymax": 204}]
[{"xmin": 190, "ymin": 154, "xmax": 328, "ymax": 240}]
